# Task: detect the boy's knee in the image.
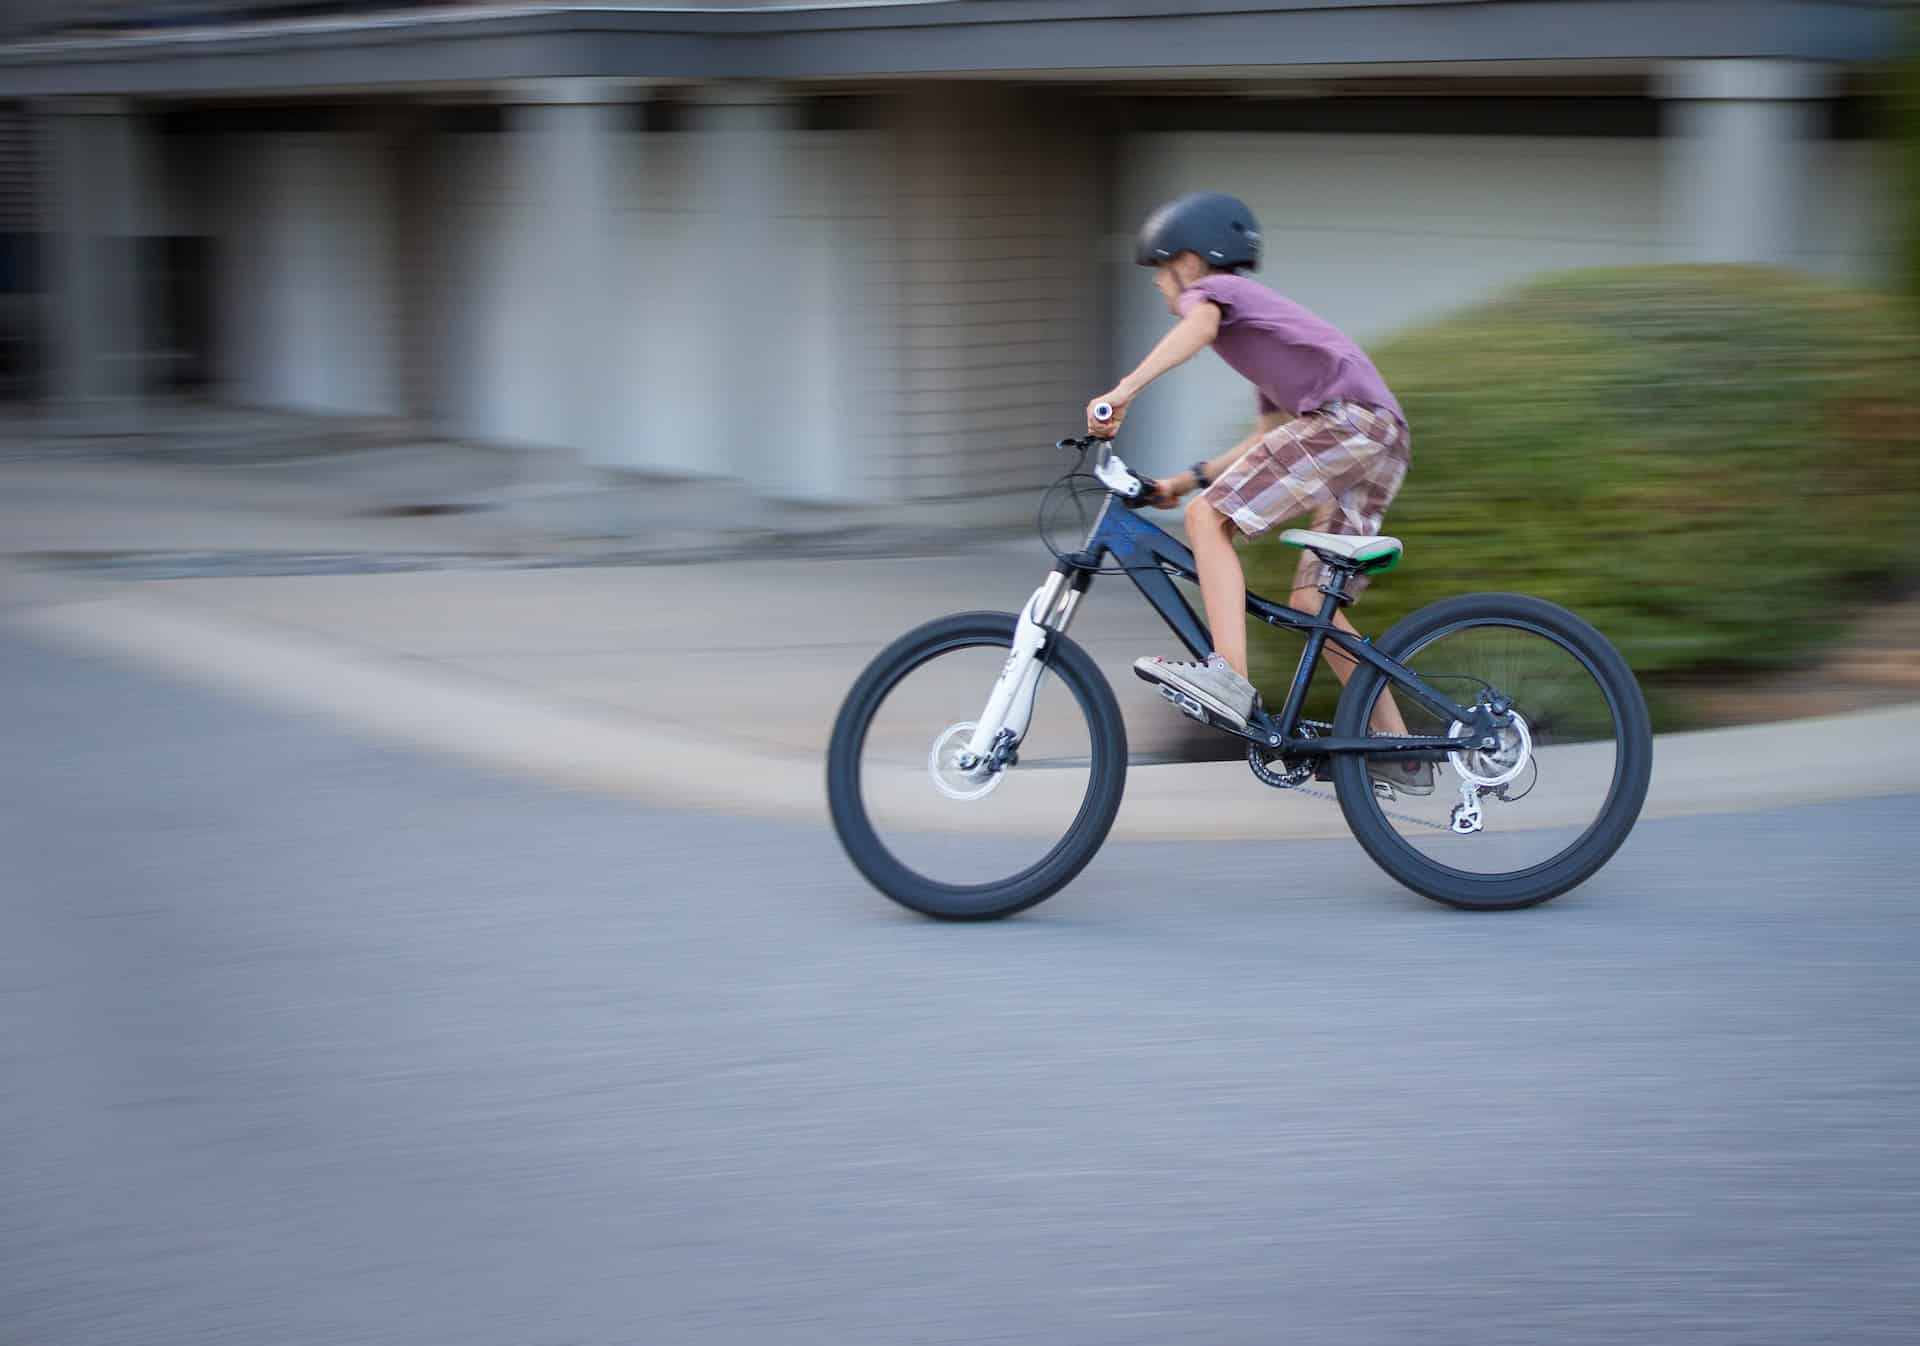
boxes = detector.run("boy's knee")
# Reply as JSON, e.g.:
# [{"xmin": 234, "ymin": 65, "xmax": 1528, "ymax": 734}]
[{"xmin": 1185, "ymin": 495, "xmax": 1225, "ymax": 531}]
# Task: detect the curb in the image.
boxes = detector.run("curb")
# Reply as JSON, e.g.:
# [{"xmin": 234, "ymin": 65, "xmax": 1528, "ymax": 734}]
[{"xmin": 15, "ymin": 580, "xmax": 819, "ymax": 823}]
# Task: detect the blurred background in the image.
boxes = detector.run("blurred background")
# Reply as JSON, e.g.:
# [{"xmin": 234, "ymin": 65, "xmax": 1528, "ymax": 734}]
[
  {"xmin": 4, "ymin": 5, "xmax": 1920, "ymax": 1344},
  {"xmin": 1, "ymin": 0, "xmax": 1916, "ymax": 726}
]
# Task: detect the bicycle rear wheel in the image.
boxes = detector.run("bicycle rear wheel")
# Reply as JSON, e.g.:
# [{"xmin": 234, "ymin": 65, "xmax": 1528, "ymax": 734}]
[
  {"xmin": 1331, "ymin": 592, "xmax": 1652, "ymax": 910},
  {"xmin": 827, "ymin": 612, "xmax": 1127, "ymax": 920}
]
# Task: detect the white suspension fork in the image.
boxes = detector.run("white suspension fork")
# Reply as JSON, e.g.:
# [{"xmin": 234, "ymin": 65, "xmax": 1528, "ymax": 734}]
[{"xmin": 961, "ymin": 570, "xmax": 1075, "ymax": 765}]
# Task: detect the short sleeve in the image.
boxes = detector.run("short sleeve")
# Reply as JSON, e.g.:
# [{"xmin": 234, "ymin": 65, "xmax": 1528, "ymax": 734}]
[{"xmin": 1175, "ymin": 278, "xmax": 1229, "ymax": 321}]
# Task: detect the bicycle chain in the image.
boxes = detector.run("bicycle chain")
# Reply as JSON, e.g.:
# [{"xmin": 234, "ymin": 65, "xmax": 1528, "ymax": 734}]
[
  {"xmin": 1251, "ymin": 718, "xmax": 1450, "ymax": 833},
  {"xmin": 1291, "ymin": 781, "xmax": 1448, "ymax": 833}
]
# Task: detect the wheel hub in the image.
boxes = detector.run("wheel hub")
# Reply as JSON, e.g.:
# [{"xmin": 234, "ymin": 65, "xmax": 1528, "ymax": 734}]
[{"xmin": 928, "ymin": 721, "xmax": 1007, "ymax": 801}]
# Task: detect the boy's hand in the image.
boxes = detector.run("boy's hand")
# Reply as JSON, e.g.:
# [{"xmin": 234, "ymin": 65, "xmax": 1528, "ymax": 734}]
[
  {"xmin": 1086, "ymin": 390, "xmax": 1132, "ymax": 438},
  {"xmin": 1144, "ymin": 474, "xmax": 1191, "ymax": 509}
]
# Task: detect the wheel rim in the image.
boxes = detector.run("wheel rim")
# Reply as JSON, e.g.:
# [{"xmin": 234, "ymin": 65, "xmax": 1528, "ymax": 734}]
[
  {"xmin": 1352, "ymin": 618, "xmax": 1629, "ymax": 883},
  {"xmin": 851, "ymin": 635, "xmax": 1106, "ymax": 894}
]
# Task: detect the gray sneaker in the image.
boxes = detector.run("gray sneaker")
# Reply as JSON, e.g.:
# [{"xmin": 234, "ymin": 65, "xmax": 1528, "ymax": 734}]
[
  {"xmin": 1134, "ymin": 653, "xmax": 1258, "ymax": 730},
  {"xmin": 1368, "ymin": 756, "xmax": 1437, "ymax": 798}
]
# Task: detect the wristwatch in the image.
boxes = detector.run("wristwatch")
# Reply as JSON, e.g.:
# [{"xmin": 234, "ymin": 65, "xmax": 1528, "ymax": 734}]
[{"xmin": 1189, "ymin": 460, "xmax": 1214, "ymax": 490}]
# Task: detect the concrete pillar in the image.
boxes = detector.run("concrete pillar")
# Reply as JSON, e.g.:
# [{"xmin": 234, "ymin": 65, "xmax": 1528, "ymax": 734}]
[
  {"xmin": 685, "ymin": 84, "xmax": 805, "ymax": 491},
  {"xmin": 502, "ymin": 80, "xmax": 628, "ymax": 462},
  {"xmin": 1658, "ymin": 60, "xmax": 1835, "ymax": 265},
  {"xmin": 380, "ymin": 103, "xmax": 438, "ymax": 430},
  {"xmin": 37, "ymin": 99, "xmax": 156, "ymax": 433}
]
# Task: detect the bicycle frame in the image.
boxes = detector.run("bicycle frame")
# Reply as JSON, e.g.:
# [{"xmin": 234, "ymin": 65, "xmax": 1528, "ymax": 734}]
[{"xmin": 1067, "ymin": 496, "xmax": 1493, "ymax": 755}]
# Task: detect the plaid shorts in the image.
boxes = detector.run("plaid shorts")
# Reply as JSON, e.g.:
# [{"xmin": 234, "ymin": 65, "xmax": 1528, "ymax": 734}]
[{"xmin": 1202, "ymin": 401, "xmax": 1410, "ymax": 598}]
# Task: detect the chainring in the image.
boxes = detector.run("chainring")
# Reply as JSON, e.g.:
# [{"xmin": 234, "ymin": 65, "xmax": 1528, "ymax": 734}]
[{"xmin": 1246, "ymin": 722, "xmax": 1322, "ymax": 790}]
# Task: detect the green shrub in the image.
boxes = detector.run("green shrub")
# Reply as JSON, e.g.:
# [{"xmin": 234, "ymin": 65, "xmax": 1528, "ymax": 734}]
[{"xmin": 1239, "ymin": 266, "xmax": 1920, "ymax": 729}]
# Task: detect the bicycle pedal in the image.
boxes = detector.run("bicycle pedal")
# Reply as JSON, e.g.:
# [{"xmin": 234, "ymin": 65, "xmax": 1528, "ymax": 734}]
[
  {"xmin": 1156, "ymin": 684, "xmax": 1256, "ymax": 737},
  {"xmin": 1158, "ymin": 683, "xmax": 1211, "ymax": 725}
]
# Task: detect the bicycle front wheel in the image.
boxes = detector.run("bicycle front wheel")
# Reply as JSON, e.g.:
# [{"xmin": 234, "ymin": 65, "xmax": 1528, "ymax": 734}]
[
  {"xmin": 1331, "ymin": 593, "xmax": 1652, "ymax": 911},
  {"xmin": 827, "ymin": 612, "xmax": 1128, "ymax": 920}
]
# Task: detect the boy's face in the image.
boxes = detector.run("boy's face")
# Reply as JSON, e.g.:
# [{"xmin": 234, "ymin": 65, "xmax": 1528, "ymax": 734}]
[{"xmin": 1153, "ymin": 253, "xmax": 1205, "ymax": 315}]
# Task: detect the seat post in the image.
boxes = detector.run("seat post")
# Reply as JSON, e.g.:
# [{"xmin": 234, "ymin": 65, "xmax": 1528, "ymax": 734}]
[{"xmin": 1316, "ymin": 564, "xmax": 1355, "ymax": 619}]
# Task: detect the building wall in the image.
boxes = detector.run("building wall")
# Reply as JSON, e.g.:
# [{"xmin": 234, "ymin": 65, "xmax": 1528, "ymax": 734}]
[
  {"xmin": 1797, "ymin": 142, "xmax": 1898, "ymax": 282},
  {"xmin": 183, "ymin": 96, "xmax": 1895, "ymax": 498},
  {"xmin": 634, "ymin": 107, "xmax": 900, "ymax": 500},
  {"xmin": 0, "ymin": 104, "xmax": 33, "ymax": 233},
  {"xmin": 702, "ymin": 122, "xmax": 898, "ymax": 500},
  {"xmin": 421, "ymin": 114, "xmax": 896, "ymax": 497},
  {"xmin": 418, "ymin": 91, "xmax": 1100, "ymax": 505},
  {"xmin": 886, "ymin": 89, "xmax": 1104, "ymax": 502}
]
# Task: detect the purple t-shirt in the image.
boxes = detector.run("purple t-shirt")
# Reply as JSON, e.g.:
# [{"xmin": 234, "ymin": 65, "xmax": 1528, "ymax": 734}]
[{"xmin": 1176, "ymin": 274, "xmax": 1404, "ymax": 426}]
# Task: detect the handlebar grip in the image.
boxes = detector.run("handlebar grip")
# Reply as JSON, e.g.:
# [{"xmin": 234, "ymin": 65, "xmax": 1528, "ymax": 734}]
[{"xmin": 1092, "ymin": 401, "xmax": 1115, "ymax": 425}]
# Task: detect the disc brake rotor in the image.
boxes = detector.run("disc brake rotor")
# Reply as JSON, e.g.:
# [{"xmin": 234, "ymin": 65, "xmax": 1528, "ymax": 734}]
[
  {"xmin": 1447, "ymin": 710, "xmax": 1533, "ymax": 788},
  {"xmin": 928, "ymin": 721, "xmax": 1006, "ymax": 801}
]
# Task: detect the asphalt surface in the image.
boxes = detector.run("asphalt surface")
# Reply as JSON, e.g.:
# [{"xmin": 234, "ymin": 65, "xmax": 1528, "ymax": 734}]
[{"xmin": 4, "ymin": 628, "xmax": 1917, "ymax": 1345}]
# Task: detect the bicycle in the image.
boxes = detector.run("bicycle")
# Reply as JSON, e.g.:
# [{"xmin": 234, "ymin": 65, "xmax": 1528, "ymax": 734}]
[{"xmin": 828, "ymin": 417, "xmax": 1653, "ymax": 920}]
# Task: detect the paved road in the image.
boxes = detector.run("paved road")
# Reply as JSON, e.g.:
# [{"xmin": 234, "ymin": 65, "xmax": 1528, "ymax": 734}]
[{"xmin": 4, "ymin": 629, "xmax": 1916, "ymax": 1346}]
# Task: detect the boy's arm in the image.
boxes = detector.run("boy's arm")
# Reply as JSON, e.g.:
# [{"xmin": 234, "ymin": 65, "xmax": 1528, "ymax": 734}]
[
  {"xmin": 1086, "ymin": 302, "xmax": 1220, "ymax": 436},
  {"xmin": 1202, "ymin": 410, "xmax": 1287, "ymax": 481},
  {"xmin": 1146, "ymin": 410, "xmax": 1288, "ymax": 507}
]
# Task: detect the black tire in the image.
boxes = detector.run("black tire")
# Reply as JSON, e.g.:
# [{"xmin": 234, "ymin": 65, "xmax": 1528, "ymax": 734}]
[
  {"xmin": 828, "ymin": 612, "xmax": 1129, "ymax": 920},
  {"xmin": 1330, "ymin": 592, "xmax": 1653, "ymax": 911}
]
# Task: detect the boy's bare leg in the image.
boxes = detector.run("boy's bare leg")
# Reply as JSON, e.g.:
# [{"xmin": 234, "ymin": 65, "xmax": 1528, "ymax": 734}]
[
  {"xmin": 1186, "ymin": 498, "xmax": 1249, "ymax": 676},
  {"xmin": 1183, "ymin": 496, "xmax": 1411, "ymax": 738},
  {"xmin": 1288, "ymin": 587, "xmax": 1410, "ymax": 736}
]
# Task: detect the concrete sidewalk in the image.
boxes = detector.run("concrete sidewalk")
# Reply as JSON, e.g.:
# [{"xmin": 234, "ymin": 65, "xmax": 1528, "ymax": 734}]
[
  {"xmin": 0, "ymin": 401, "xmax": 1040, "ymax": 562},
  {"xmin": 12, "ymin": 556, "xmax": 1920, "ymax": 840},
  {"xmin": 4, "ymin": 428, "xmax": 1919, "ymax": 839}
]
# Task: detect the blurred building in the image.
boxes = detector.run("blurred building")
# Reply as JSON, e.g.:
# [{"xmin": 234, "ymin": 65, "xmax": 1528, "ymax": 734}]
[{"xmin": 0, "ymin": 1, "xmax": 1908, "ymax": 499}]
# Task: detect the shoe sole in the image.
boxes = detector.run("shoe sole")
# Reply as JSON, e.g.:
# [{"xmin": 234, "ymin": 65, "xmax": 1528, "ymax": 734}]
[{"xmin": 1369, "ymin": 771, "xmax": 1436, "ymax": 798}]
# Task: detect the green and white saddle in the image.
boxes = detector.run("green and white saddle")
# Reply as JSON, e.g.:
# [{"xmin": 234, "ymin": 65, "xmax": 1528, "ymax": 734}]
[{"xmin": 1279, "ymin": 528, "xmax": 1403, "ymax": 574}]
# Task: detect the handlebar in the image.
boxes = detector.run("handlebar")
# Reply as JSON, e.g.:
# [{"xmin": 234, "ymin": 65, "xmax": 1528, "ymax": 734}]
[{"xmin": 1053, "ymin": 428, "xmax": 1152, "ymax": 506}]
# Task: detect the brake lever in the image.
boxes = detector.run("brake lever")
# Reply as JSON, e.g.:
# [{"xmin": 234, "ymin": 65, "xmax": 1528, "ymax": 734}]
[{"xmin": 1054, "ymin": 430, "xmax": 1151, "ymax": 504}]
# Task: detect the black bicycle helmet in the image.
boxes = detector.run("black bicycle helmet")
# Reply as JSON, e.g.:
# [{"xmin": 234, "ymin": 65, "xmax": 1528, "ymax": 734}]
[{"xmin": 1134, "ymin": 192, "xmax": 1262, "ymax": 272}]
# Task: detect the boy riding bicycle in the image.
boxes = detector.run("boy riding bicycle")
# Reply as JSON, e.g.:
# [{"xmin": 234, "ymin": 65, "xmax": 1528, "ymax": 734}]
[{"xmin": 1088, "ymin": 191, "xmax": 1430, "ymax": 795}]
